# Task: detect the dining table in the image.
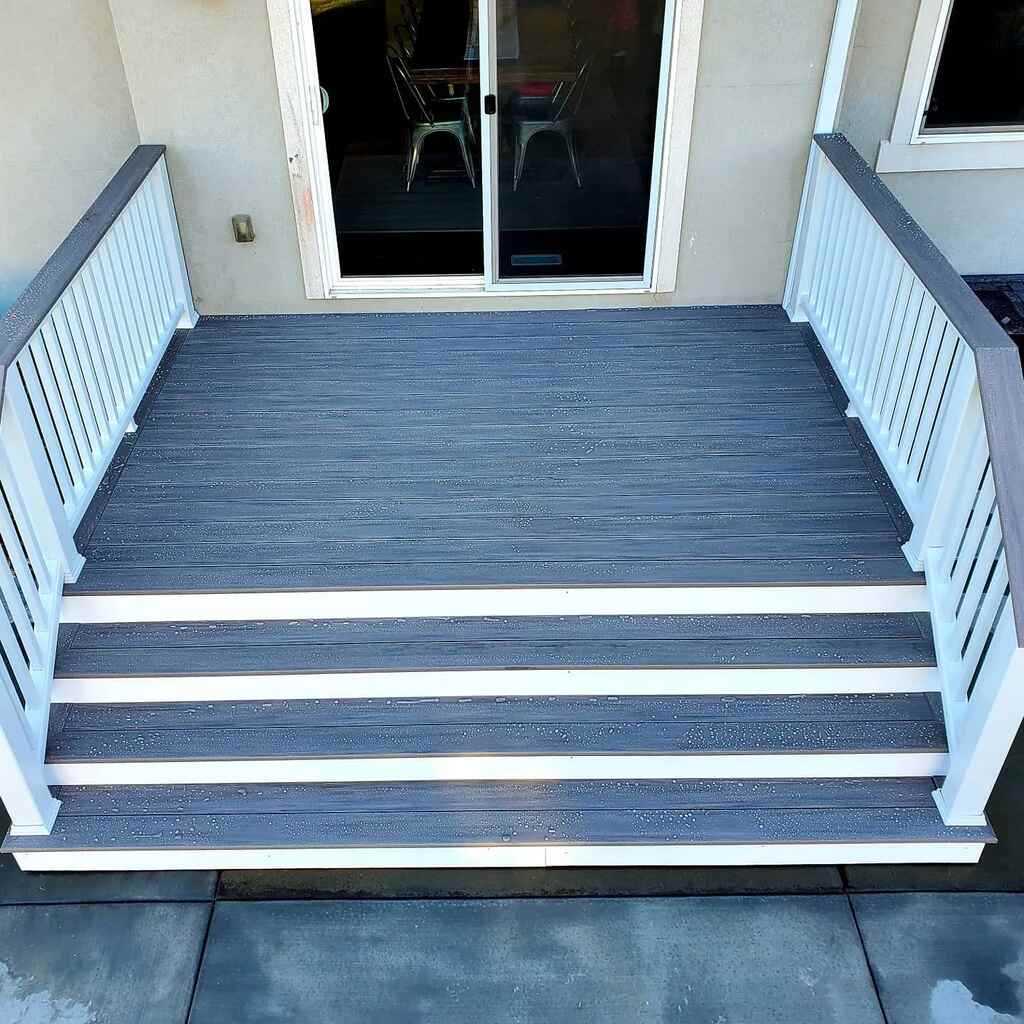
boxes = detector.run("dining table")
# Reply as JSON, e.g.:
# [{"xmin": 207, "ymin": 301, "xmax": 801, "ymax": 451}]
[{"xmin": 410, "ymin": 0, "xmax": 578, "ymax": 87}]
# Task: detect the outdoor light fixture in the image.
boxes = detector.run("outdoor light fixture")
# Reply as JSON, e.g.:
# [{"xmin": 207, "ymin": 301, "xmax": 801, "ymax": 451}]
[{"xmin": 231, "ymin": 214, "xmax": 255, "ymax": 243}]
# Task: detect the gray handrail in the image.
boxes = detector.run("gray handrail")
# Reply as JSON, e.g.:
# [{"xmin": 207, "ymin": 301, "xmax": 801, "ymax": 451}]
[
  {"xmin": 815, "ymin": 132, "xmax": 1024, "ymax": 644},
  {"xmin": 0, "ymin": 145, "xmax": 167, "ymax": 402}
]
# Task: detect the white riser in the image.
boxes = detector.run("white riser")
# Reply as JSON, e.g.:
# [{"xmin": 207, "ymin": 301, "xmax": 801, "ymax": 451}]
[
  {"xmin": 46, "ymin": 751, "xmax": 949, "ymax": 787},
  {"xmin": 52, "ymin": 665, "xmax": 941, "ymax": 704},
  {"xmin": 60, "ymin": 583, "xmax": 930, "ymax": 624},
  {"xmin": 12, "ymin": 840, "xmax": 985, "ymax": 872}
]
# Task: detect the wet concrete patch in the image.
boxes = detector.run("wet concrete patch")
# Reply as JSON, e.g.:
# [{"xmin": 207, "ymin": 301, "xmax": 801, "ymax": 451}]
[
  {"xmin": 0, "ymin": 902, "xmax": 209, "ymax": 1023},
  {"xmin": 217, "ymin": 865, "xmax": 843, "ymax": 900},
  {"xmin": 0, "ymin": 853, "xmax": 217, "ymax": 905},
  {"xmin": 191, "ymin": 896, "xmax": 882, "ymax": 1023},
  {"xmin": 853, "ymin": 893, "xmax": 1024, "ymax": 1023}
]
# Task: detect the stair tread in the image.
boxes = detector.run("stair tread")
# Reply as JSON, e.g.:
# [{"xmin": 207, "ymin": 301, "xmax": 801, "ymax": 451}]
[
  {"xmin": 45, "ymin": 694, "xmax": 947, "ymax": 763},
  {"xmin": 4, "ymin": 779, "xmax": 993, "ymax": 852},
  {"xmin": 55, "ymin": 614, "xmax": 936, "ymax": 678}
]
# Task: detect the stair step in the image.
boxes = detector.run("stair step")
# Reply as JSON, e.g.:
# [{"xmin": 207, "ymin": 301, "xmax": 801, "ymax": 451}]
[
  {"xmin": 4, "ymin": 779, "xmax": 994, "ymax": 870},
  {"xmin": 53, "ymin": 614, "xmax": 938, "ymax": 702},
  {"xmin": 44, "ymin": 693, "xmax": 949, "ymax": 785}
]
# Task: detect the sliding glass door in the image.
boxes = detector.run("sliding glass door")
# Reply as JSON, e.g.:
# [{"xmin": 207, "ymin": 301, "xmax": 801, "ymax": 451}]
[
  {"xmin": 311, "ymin": 0, "xmax": 484, "ymax": 277},
  {"xmin": 492, "ymin": 0, "xmax": 669, "ymax": 279},
  {"xmin": 307, "ymin": 0, "xmax": 671, "ymax": 284}
]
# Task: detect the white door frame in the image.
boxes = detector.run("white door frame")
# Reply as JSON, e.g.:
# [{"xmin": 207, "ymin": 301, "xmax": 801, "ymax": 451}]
[{"xmin": 267, "ymin": 0, "xmax": 703, "ymax": 299}]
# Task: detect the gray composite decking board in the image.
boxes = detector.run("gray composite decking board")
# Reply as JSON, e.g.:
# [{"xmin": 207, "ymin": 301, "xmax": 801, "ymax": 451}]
[
  {"xmin": 45, "ymin": 695, "xmax": 947, "ymax": 763},
  {"xmin": 44, "ymin": 720, "xmax": 948, "ymax": 763},
  {"xmin": 4, "ymin": 805, "xmax": 994, "ymax": 853},
  {"xmin": 41, "ymin": 778, "xmax": 950, "ymax": 816},
  {"xmin": 59, "ymin": 614, "xmax": 931, "ymax": 651},
  {"xmin": 114, "ymin": 453, "xmax": 874, "ymax": 482},
  {"xmin": 87, "ymin": 513, "xmax": 902, "ymax": 545},
  {"xmin": 88, "ymin": 477, "xmax": 894, "ymax": 505},
  {"xmin": 132, "ymin": 416, "xmax": 862, "ymax": 445},
  {"xmin": 125, "ymin": 436, "xmax": 859, "ymax": 460},
  {"xmin": 74, "ymin": 307, "xmax": 918, "ymax": 594},
  {"xmin": 94, "ymin": 493, "xmax": 897, "ymax": 523},
  {"xmin": 68, "ymin": 557, "xmax": 924, "ymax": 594},
  {"xmin": 80, "ymin": 536, "xmax": 912, "ymax": 569},
  {"xmin": 55, "ymin": 633, "xmax": 936, "ymax": 678},
  {"xmin": 54, "ymin": 612, "xmax": 934, "ymax": 674},
  {"xmin": 55, "ymin": 694, "xmax": 944, "ymax": 730}
]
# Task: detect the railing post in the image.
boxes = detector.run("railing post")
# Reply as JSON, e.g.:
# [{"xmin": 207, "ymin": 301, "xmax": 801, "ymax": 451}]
[
  {"xmin": 784, "ymin": 0, "xmax": 861, "ymax": 319},
  {"xmin": 935, "ymin": 603, "xmax": 1024, "ymax": 826},
  {"xmin": 902, "ymin": 348, "xmax": 980, "ymax": 570},
  {"xmin": 153, "ymin": 157, "xmax": 199, "ymax": 329},
  {"xmin": 0, "ymin": 679, "xmax": 59, "ymax": 835},
  {"xmin": 783, "ymin": 147, "xmax": 824, "ymax": 322},
  {"xmin": 0, "ymin": 375, "xmax": 84, "ymax": 582}
]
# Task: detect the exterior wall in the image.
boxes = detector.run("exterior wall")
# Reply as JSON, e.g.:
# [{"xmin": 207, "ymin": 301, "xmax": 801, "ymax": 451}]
[
  {"xmin": 840, "ymin": 0, "xmax": 1024, "ymax": 275},
  {"xmin": 0, "ymin": 0, "xmax": 139, "ymax": 313},
  {"xmin": 107, "ymin": 0, "xmax": 836, "ymax": 314}
]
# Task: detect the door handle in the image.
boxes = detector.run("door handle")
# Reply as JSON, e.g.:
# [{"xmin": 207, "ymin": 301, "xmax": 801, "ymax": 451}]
[{"xmin": 484, "ymin": 94, "xmax": 497, "ymax": 116}]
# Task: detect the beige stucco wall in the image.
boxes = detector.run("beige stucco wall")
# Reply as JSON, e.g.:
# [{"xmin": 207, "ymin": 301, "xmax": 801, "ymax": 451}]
[
  {"xmin": 0, "ymin": 0, "xmax": 139, "ymax": 312},
  {"xmin": 106, "ymin": 0, "xmax": 835, "ymax": 313},
  {"xmin": 840, "ymin": 0, "xmax": 1024, "ymax": 275}
]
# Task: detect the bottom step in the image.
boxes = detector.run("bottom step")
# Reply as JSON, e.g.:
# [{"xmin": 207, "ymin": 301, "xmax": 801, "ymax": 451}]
[{"xmin": 4, "ymin": 779, "xmax": 994, "ymax": 870}]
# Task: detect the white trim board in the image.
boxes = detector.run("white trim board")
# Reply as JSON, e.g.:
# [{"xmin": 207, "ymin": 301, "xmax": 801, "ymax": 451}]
[
  {"xmin": 52, "ymin": 665, "xmax": 940, "ymax": 705},
  {"xmin": 11, "ymin": 840, "xmax": 985, "ymax": 872},
  {"xmin": 265, "ymin": 0, "xmax": 703, "ymax": 297},
  {"xmin": 60, "ymin": 583, "xmax": 930, "ymax": 624},
  {"xmin": 879, "ymin": 0, "xmax": 1024, "ymax": 173},
  {"xmin": 45, "ymin": 751, "xmax": 950, "ymax": 787}
]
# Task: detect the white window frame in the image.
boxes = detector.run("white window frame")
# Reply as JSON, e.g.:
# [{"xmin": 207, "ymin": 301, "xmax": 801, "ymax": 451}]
[
  {"xmin": 878, "ymin": 0, "xmax": 1024, "ymax": 173},
  {"xmin": 266, "ymin": 0, "xmax": 703, "ymax": 299}
]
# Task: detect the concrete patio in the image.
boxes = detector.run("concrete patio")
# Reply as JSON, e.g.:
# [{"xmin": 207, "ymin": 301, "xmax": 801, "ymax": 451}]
[{"xmin": 1, "ymin": 732, "xmax": 1023, "ymax": 1022}]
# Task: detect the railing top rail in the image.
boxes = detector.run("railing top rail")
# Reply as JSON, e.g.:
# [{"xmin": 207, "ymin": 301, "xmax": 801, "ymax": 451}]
[
  {"xmin": 813, "ymin": 134, "xmax": 1015, "ymax": 356},
  {"xmin": 814, "ymin": 132, "xmax": 1024, "ymax": 645},
  {"xmin": 0, "ymin": 145, "xmax": 167, "ymax": 398}
]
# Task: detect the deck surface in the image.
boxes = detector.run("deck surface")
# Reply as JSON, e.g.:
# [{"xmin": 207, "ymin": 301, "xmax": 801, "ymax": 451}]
[{"xmin": 71, "ymin": 307, "xmax": 919, "ymax": 594}]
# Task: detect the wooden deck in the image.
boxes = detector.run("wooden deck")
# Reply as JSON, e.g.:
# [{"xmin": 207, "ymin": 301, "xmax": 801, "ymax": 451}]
[{"xmin": 69, "ymin": 306, "xmax": 919, "ymax": 595}]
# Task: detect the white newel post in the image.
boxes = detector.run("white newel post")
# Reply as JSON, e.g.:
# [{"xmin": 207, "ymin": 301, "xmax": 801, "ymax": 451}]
[
  {"xmin": 0, "ymin": 681, "xmax": 60, "ymax": 835},
  {"xmin": 783, "ymin": 0, "xmax": 862, "ymax": 319},
  {"xmin": 153, "ymin": 158, "xmax": 199, "ymax": 329},
  {"xmin": 935, "ymin": 603, "xmax": 1024, "ymax": 826}
]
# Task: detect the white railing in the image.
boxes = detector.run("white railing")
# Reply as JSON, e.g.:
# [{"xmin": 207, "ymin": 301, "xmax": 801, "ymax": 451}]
[
  {"xmin": 0, "ymin": 146, "xmax": 196, "ymax": 833},
  {"xmin": 786, "ymin": 133, "xmax": 1024, "ymax": 826}
]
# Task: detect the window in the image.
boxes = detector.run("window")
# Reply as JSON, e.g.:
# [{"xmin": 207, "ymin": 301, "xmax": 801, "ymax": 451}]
[
  {"xmin": 878, "ymin": 0, "xmax": 1024, "ymax": 172},
  {"xmin": 922, "ymin": 0, "xmax": 1024, "ymax": 134}
]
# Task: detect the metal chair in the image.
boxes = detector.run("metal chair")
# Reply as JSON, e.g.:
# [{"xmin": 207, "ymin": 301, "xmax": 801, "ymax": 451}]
[
  {"xmin": 386, "ymin": 47, "xmax": 477, "ymax": 191},
  {"xmin": 510, "ymin": 57, "xmax": 591, "ymax": 191}
]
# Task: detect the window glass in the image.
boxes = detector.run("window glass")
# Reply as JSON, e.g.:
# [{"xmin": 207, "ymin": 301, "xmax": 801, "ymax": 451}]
[{"xmin": 924, "ymin": 0, "xmax": 1024, "ymax": 133}]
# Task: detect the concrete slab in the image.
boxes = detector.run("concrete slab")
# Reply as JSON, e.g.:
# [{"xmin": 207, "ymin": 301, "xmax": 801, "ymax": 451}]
[
  {"xmin": 191, "ymin": 896, "xmax": 883, "ymax": 1023},
  {"xmin": 853, "ymin": 893, "xmax": 1024, "ymax": 1024},
  {"xmin": 217, "ymin": 865, "xmax": 844, "ymax": 900},
  {"xmin": 0, "ymin": 902, "xmax": 208, "ymax": 1023}
]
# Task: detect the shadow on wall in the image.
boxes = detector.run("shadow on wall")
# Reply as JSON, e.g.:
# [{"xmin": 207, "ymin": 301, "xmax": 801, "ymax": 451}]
[{"xmin": 0, "ymin": 279, "xmax": 29, "ymax": 318}]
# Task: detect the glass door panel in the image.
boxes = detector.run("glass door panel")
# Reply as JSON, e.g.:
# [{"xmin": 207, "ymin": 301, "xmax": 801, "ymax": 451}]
[
  {"xmin": 311, "ymin": 0, "xmax": 484, "ymax": 277},
  {"xmin": 492, "ymin": 0, "xmax": 668, "ymax": 279}
]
